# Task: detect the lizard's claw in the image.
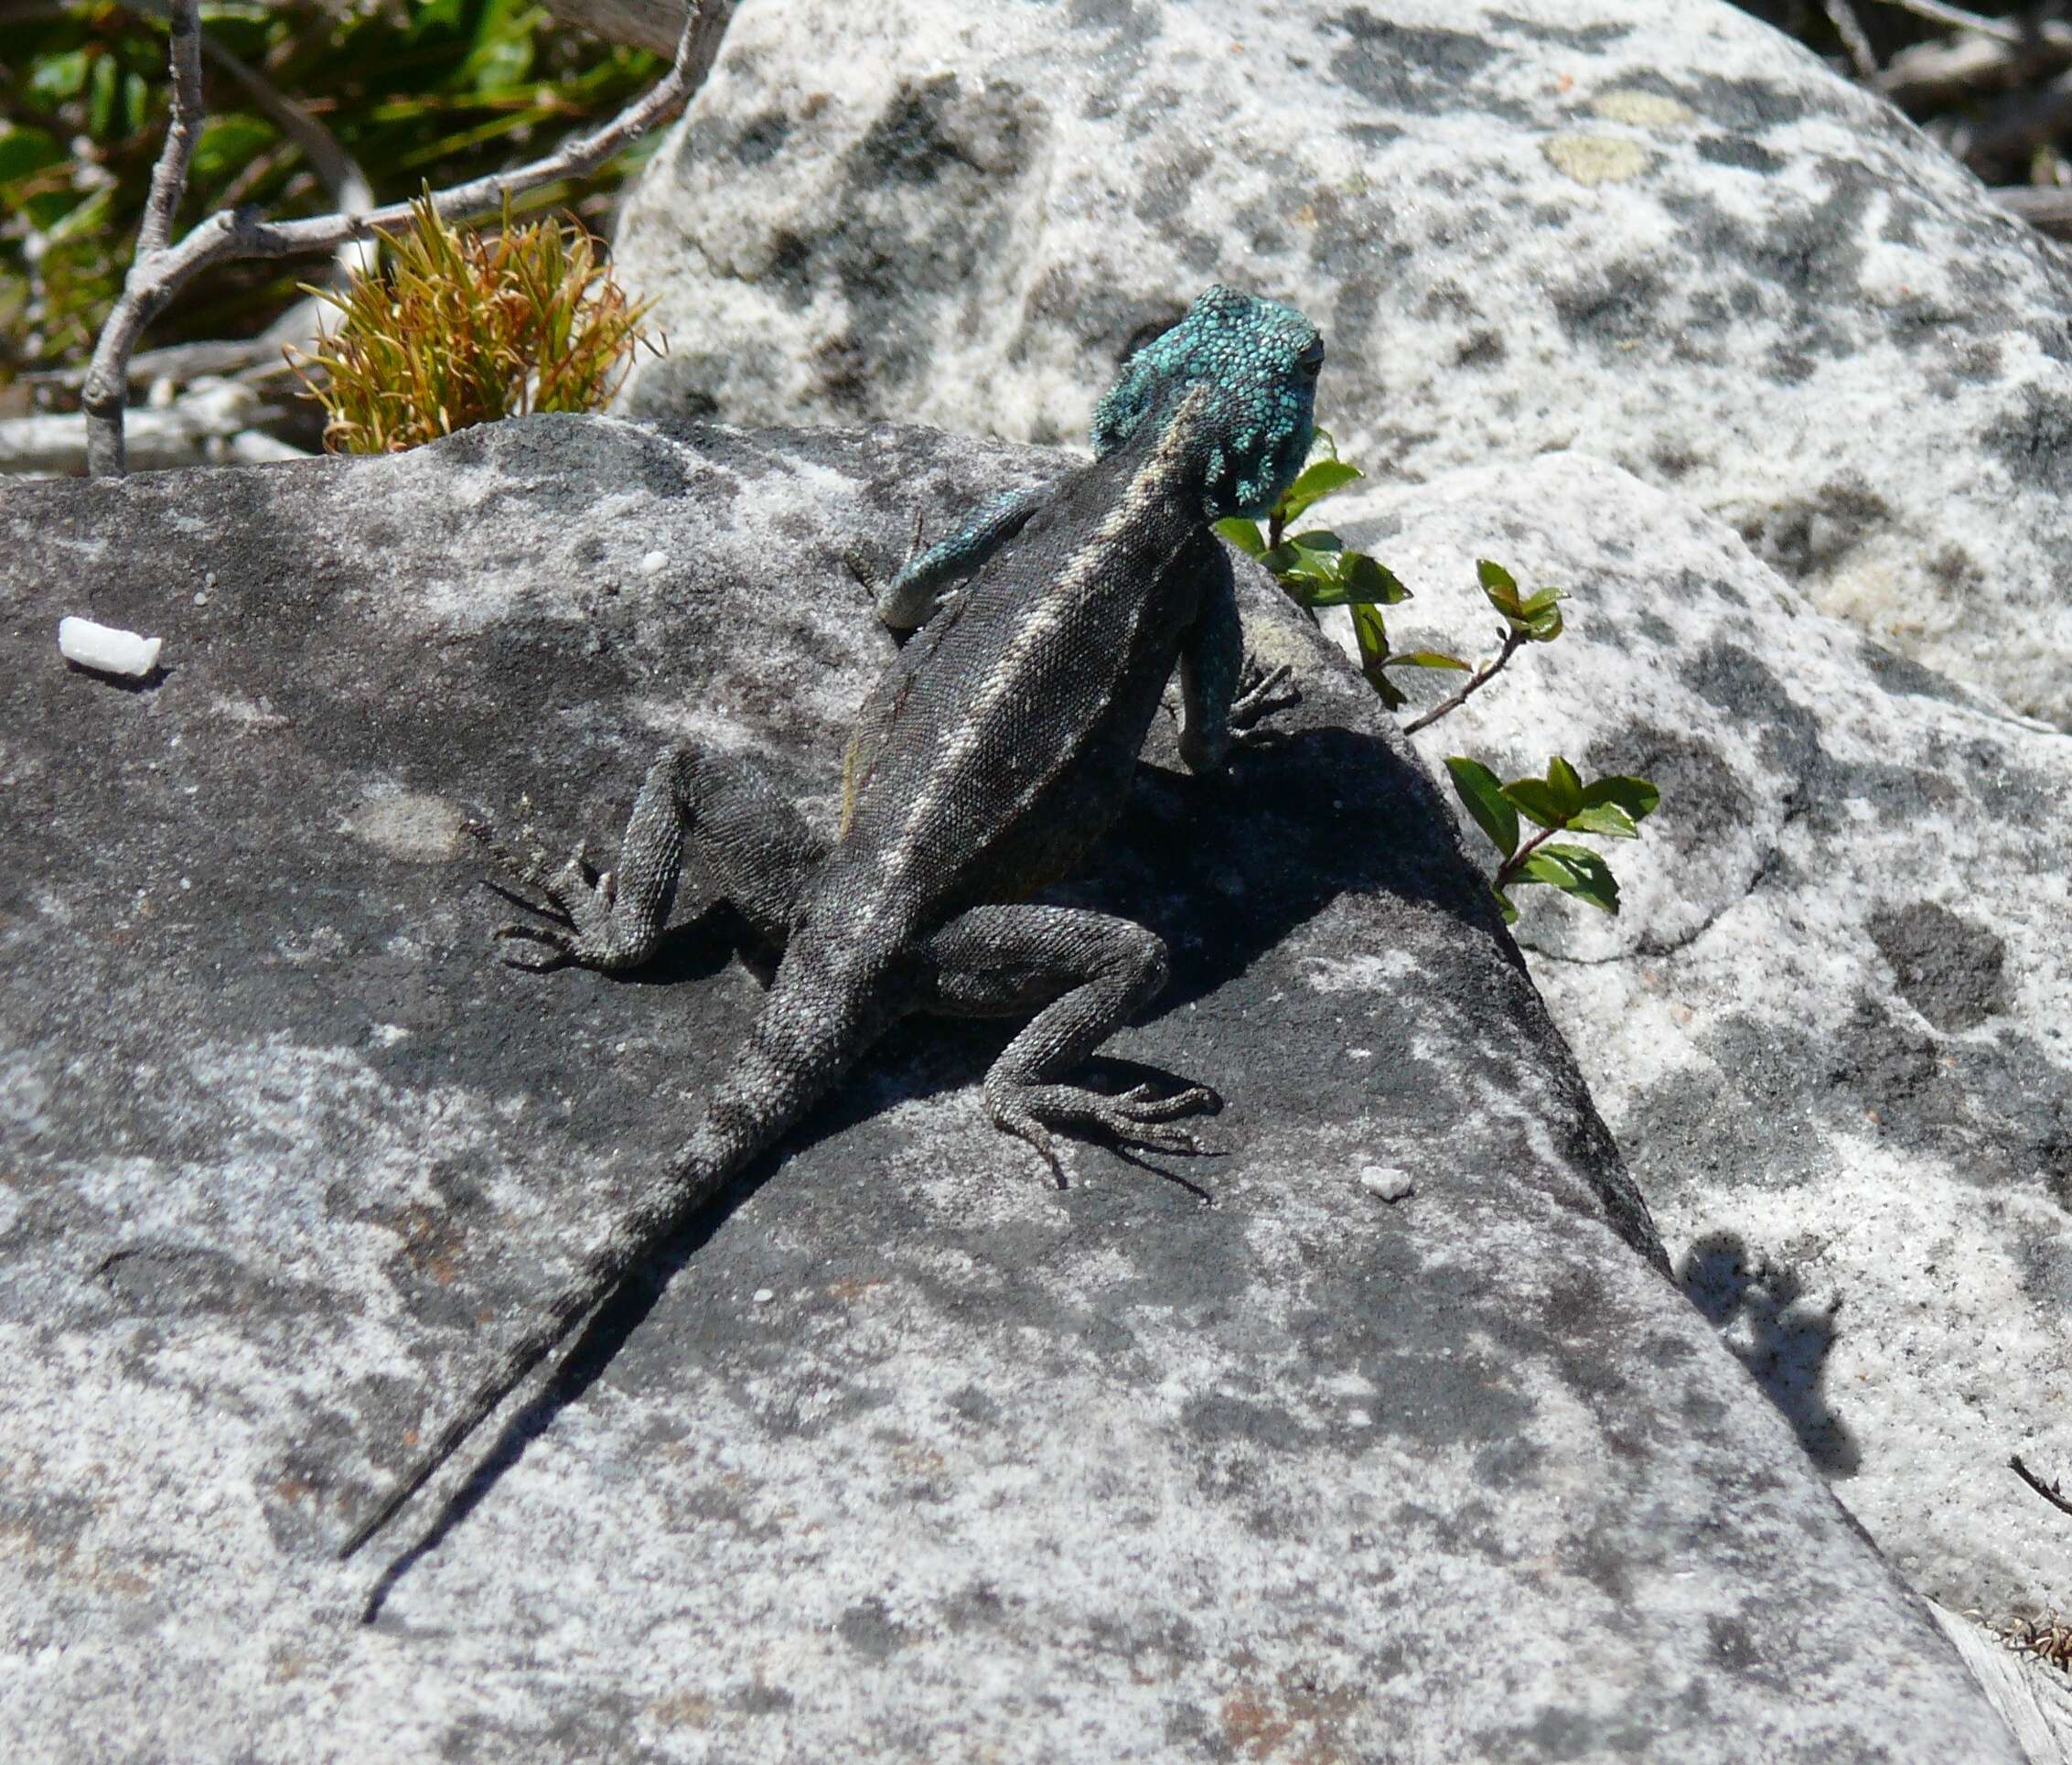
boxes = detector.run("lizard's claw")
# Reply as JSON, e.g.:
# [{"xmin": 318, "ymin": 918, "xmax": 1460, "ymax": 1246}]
[
  {"xmin": 986, "ymin": 1079, "xmax": 1224, "ymax": 1179},
  {"xmin": 469, "ymin": 819, "xmax": 650, "ymax": 973},
  {"xmin": 491, "ymin": 853, "xmax": 636, "ymax": 970},
  {"xmin": 1229, "ymin": 659, "xmax": 1300, "ymax": 741}
]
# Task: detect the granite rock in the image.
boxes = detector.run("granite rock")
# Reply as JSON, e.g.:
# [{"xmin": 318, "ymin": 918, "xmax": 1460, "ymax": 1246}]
[
  {"xmin": 0, "ymin": 415, "xmax": 2018, "ymax": 1759},
  {"xmin": 1323, "ymin": 447, "xmax": 2072, "ymax": 1632},
  {"xmin": 610, "ymin": 0, "xmax": 2072, "ymax": 727}
]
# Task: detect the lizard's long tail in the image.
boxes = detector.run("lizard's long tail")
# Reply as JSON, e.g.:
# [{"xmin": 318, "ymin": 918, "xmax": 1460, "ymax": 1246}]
[{"xmin": 337, "ymin": 963, "xmax": 882, "ymax": 1561}]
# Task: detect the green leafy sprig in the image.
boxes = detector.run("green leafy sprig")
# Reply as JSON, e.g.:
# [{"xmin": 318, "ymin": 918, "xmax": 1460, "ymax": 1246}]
[
  {"xmin": 1443, "ymin": 758, "xmax": 1659, "ymax": 922},
  {"xmin": 1220, "ymin": 436, "xmax": 1660, "ymax": 926},
  {"xmin": 1216, "ymin": 435, "xmax": 1461, "ymax": 708}
]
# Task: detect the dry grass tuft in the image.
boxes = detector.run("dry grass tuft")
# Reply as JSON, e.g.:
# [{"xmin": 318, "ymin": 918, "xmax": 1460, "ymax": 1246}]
[{"xmin": 291, "ymin": 192, "xmax": 656, "ymax": 454}]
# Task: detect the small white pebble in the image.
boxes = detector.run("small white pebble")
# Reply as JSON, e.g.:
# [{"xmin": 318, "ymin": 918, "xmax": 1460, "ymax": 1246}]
[
  {"xmin": 59, "ymin": 616, "xmax": 161, "ymax": 679},
  {"xmin": 1359, "ymin": 1165, "xmax": 1414, "ymax": 1203},
  {"xmin": 753, "ymin": 1287, "xmax": 775, "ymax": 1305},
  {"xmin": 193, "ymin": 592, "xmax": 209, "ymax": 607},
  {"xmin": 639, "ymin": 549, "xmax": 669, "ymax": 576}
]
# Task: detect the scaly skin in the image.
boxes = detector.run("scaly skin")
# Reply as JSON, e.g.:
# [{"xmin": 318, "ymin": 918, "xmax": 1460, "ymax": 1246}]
[{"xmin": 338, "ymin": 285, "xmax": 1322, "ymax": 1573}]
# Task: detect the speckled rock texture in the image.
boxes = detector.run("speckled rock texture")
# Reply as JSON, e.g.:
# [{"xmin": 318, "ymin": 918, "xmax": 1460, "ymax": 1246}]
[
  {"xmin": 611, "ymin": 0, "xmax": 2072, "ymax": 729},
  {"xmin": 1315, "ymin": 448, "xmax": 2072, "ymax": 1631},
  {"xmin": 0, "ymin": 417, "xmax": 2021, "ymax": 1759}
]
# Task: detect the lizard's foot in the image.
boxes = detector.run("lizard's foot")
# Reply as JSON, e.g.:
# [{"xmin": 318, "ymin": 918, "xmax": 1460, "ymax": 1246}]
[
  {"xmin": 468, "ymin": 827, "xmax": 655, "ymax": 973},
  {"xmin": 1229, "ymin": 659, "xmax": 1300, "ymax": 741},
  {"xmin": 986, "ymin": 1079, "xmax": 1223, "ymax": 1180},
  {"xmin": 491, "ymin": 854, "xmax": 656, "ymax": 971}
]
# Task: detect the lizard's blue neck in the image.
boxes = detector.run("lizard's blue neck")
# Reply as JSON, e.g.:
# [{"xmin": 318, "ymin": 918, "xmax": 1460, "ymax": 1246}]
[{"xmin": 1089, "ymin": 285, "xmax": 1321, "ymax": 520}]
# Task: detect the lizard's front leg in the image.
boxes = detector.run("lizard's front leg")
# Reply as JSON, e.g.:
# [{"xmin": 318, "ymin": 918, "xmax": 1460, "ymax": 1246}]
[
  {"xmin": 919, "ymin": 903, "xmax": 1217, "ymax": 1178},
  {"xmin": 861, "ymin": 484, "xmax": 1051, "ymax": 632},
  {"xmin": 491, "ymin": 744, "xmax": 827, "ymax": 971},
  {"xmin": 1176, "ymin": 555, "xmax": 1301, "ymax": 775}
]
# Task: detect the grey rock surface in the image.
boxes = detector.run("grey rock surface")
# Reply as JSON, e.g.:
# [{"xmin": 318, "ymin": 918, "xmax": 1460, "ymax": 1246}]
[
  {"xmin": 0, "ymin": 415, "xmax": 2020, "ymax": 1759},
  {"xmin": 1324, "ymin": 447, "xmax": 2072, "ymax": 1630},
  {"xmin": 611, "ymin": 0, "xmax": 2072, "ymax": 728}
]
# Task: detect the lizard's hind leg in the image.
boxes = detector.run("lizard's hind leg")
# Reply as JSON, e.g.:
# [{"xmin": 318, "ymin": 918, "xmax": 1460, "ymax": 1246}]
[
  {"xmin": 493, "ymin": 745, "xmax": 829, "ymax": 972},
  {"xmin": 920, "ymin": 903, "xmax": 1219, "ymax": 1177}
]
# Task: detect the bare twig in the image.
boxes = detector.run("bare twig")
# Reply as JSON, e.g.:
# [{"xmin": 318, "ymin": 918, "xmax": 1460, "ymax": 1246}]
[
  {"xmin": 133, "ymin": 0, "xmax": 203, "ymax": 261},
  {"xmin": 1824, "ymin": 0, "xmax": 1881, "ymax": 81},
  {"xmin": 1880, "ymin": 0, "xmax": 2033, "ymax": 46},
  {"xmin": 123, "ymin": 0, "xmax": 371, "ymax": 214},
  {"xmin": 1401, "ymin": 629, "xmax": 1527, "ymax": 737},
  {"xmin": 1881, "ymin": 35, "xmax": 2070, "ymax": 111},
  {"xmin": 0, "ymin": 389, "xmax": 307, "ymax": 478},
  {"xmin": 1991, "ymin": 184, "xmax": 2072, "ymax": 239},
  {"xmin": 2011, "ymin": 1453, "xmax": 2072, "ymax": 1520},
  {"xmin": 27, "ymin": 338, "xmax": 295, "ymax": 398},
  {"xmin": 82, "ymin": 0, "xmax": 732, "ymax": 478}
]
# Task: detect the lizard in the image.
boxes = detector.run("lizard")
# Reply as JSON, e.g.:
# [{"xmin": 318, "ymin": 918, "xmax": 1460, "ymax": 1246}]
[
  {"xmin": 337, "ymin": 284, "xmax": 1324, "ymax": 1564},
  {"xmin": 868, "ymin": 295, "xmax": 1304, "ymax": 632}
]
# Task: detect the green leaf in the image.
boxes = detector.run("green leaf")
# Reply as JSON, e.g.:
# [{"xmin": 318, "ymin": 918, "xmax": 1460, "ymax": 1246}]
[
  {"xmin": 122, "ymin": 70, "xmax": 151, "ymax": 138},
  {"xmin": 1500, "ymin": 778, "xmax": 1565, "ymax": 830},
  {"xmin": 1546, "ymin": 756, "xmax": 1584, "ymax": 822},
  {"xmin": 1492, "ymin": 886, "xmax": 1519, "ymax": 923},
  {"xmin": 0, "ymin": 125, "xmax": 64, "ymax": 188},
  {"xmin": 1214, "ymin": 517, "xmax": 1266, "ymax": 557},
  {"xmin": 1339, "ymin": 552, "xmax": 1411, "ymax": 605},
  {"xmin": 1565, "ymin": 802, "xmax": 1639, "ymax": 839},
  {"xmin": 1280, "ymin": 543, "xmax": 1361, "ymax": 603},
  {"xmin": 1368, "ymin": 669, "xmax": 1409, "ymax": 709},
  {"xmin": 1492, "ymin": 586, "xmax": 1565, "ymax": 640},
  {"xmin": 1349, "ymin": 599, "xmax": 1390, "ymax": 671},
  {"xmin": 1288, "ymin": 528, "xmax": 1343, "ymax": 554},
  {"xmin": 1389, "ymin": 650, "xmax": 1471, "ymax": 671},
  {"xmin": 28, "ymin": 49, "xmax": 91, "ymax": 106},
  {"xmin": 1519, "ymin": 843, "xmax": 1621, "ymax": 914},
  {"xmin": 88, "ymin": 49, "xmax": 120, "ymax": 139},
  {"xmin": 1277, "ymin": 457, "xmax": 1364, "ymax": 523},
  {"xmin": 1476, "ymin": 557, "xmax": 1521, "ymax": 618},
  {"xmin": 456, "ymin": 0, "xmax": 537, "ymax": 92},
  {"xmin": 1446, "ymin": 757, "xmax": 1519, "ymax": 859},
  {"xmin": 1578, "ymin": 774, "xmax": 1660, "ymax": 821}
]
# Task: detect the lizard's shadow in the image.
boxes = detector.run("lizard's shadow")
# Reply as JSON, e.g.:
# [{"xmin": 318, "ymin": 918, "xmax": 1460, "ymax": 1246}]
[
  {"xmin": 360, "ymin": 723, "xmax": 1491, "ymax": 1613},
  {"xmin": 359, "ymin": 1189, "xmax": 757, "ymax": 1622},
  {"xmin": 814, "ymin": 720, "xmax": 1506, "ymax": 1131}
]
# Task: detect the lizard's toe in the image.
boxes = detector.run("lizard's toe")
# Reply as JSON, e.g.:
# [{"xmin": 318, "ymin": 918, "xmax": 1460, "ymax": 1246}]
[
  {"xmin": 986, "ymin": 1079, "xmax": 1221, "ymax": 1167},
  {"xmin": 492, "ymin": 926, "xmax": 575, "ymax": 970},
  {"xmin": 988, "ymin": 1100, "xmax": 1067, "ymax": 1187},
  {"xmin": 1230, "ymin": 660, "xmax": 1301, "ymax": 737}
]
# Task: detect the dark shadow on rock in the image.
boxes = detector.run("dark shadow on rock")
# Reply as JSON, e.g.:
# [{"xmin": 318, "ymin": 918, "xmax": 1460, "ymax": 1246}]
[
  {"xmin": 359, "ymin": 1162, "xmax": 769, "ymax": 1622},
  {"xmin": 1680, "ymin": 1231, "xmax": 1860, "ymax": 1476},
  {"xmin": 358, "ymin": 723, "xmax": 1492, "ymax": 1601},
  {"xmin": 791, "ymin": 725, "xmax": 1519, "ymax": 1186}
]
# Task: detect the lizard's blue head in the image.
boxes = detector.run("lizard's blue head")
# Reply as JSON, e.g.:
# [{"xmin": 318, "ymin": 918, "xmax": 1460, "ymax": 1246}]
[{"xmin": 1090, "ymin": 284, "xmax": 1322, "ymax": 520}]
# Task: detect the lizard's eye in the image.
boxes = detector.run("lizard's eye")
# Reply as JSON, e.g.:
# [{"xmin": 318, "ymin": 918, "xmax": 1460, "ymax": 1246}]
[{"xmin": 1297, "ymin": 337, "xmax": 1324, "ymax": 375}]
